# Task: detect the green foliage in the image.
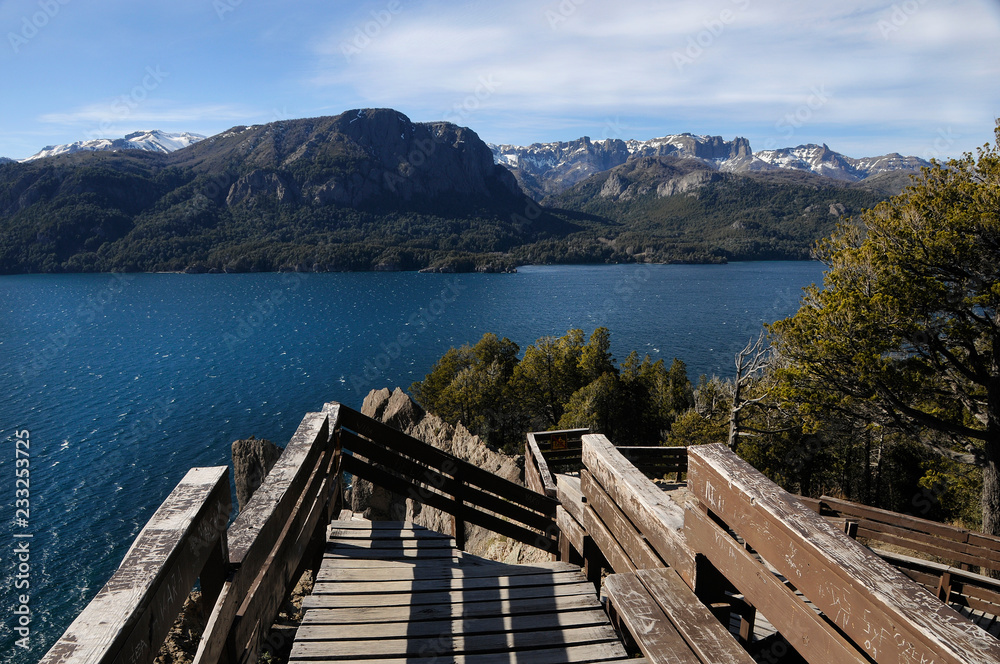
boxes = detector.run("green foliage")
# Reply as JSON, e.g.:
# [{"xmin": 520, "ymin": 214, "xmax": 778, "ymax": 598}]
[
  {"xmin": 767, "ymin": 121, "xmax": 1000, "ymax": 533},
  {"xmin": 541, "ymin": 166, "xmax": 892, "ymax": 263},
  {"xmin": 669, "ymin": 375, "xmax": 730, "ymax": 447},
  {"xmin": 411, "ymin": 327, "xmax": 694, "ymax": 453}
]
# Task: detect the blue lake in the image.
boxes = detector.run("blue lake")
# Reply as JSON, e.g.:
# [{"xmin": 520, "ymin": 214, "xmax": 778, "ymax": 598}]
[{"xmin": 0, "ymin": 262, "xmax": 824, "ymax": 659}]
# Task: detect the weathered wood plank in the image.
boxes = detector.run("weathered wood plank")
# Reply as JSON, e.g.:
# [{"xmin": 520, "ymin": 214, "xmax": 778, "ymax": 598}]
[
  {"xmin": 822, "ymin": 495, "xmax": 978, "ymax": 543},
  {"xmin": 289, "ymin": 642, "xmax": 633, "ymax": 664},
  {"xmin": 301, "ymin": 592, "xmax": 604, "ymax": 624},
  {"xmin": 311, "ymin": 556, "xmax": 460, "ymax": 570},
  {"xmin": 289, "ymin": 624, "xmax": 622, "ymax": 659},
  {"xmin": 296, "ymin": 609, "xmax": 612, "ymax": 640},
  {"xmin": 311, "ymin": 572, "xmax": 588, "ymax": 596},
  {"xmin": 604, "ymin": 573, "xmax": 700, "ymax": 664},
  {"xmin": 327, "ymin": 537, "xmax": 456, "ymax": 549},
  {"xmin": 858, "ymin": 524, "xmax": 1000, "ymax": 570},
  {"xmin": 41, "ymin": 466, "xmax": 230, "ymax": 664},
  {"xmin": 302, "ymin": 580, "xmax": 598, "ymax": 609},
  {"xmin": 876, "ymin": 548, "xmax": 1000, "ymax": 615},
  {"xmin": 526, "ymin": 432, "xmax": 558, "ymax": 498},
  {"xmin": 635, "ymin": 567, "xmax": 755, "ymax": 664},
  {"xmin": 333, "ymin": 403, "xmax": 557, "ymax": 515},
  {"xmin": 342, "ymin": 454, "xmax": 558, "ymax": 553},
  {"xmin": 558, "ymin": 505, "xmax": 586, "ymax": 556},
  {"xmin": 584, "ymin": 504, "xmax": 636, "ymax": 575},
  {"xmin": 227, "ymin": 412, "xmax": 330, "ymax": 564},
  {"xmin": 689, "ymin": 443, "xmax": 1000, "ymax": 664},
  {"xmin": 324, "ymin": 548, "xmax": 459, "ymax": 560},
  {"xmin": 582, "ymin": 470, "xmax": 665, "ymax": 572},
  {"xmin": 582, "ymin": 434, "xmax": 696, "ymax": 586},
  {"xmin": 326, "ymin": 527, "xmax": 454, "ymax": 540},
  {"xmin": 684, "ymin": 506, "xmax": 869, "ymax": 664},
  {"xmin": 557, "ymin": 474, "xmax": 586, "ymax": 524},
  {"xmin": 317, "ymin": 561, "xmax": 580, "ymax": 583}
]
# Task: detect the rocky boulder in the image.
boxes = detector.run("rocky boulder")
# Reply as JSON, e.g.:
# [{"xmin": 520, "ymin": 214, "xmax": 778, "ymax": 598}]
[{"xmin": 232, "ymin": 435, "xmax": 283, "ymax": 511}]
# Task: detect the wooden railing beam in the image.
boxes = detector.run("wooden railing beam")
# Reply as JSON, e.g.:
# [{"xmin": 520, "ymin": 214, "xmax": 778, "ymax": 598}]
[{"xmin": 40, "ymin": 466, "xmax": 231, "ymax": 664}]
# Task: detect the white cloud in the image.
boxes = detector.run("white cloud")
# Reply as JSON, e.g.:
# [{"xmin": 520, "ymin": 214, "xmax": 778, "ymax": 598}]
[
  {"xmin": 38, "ymin": 101, "xmax": 261, "ymax": 133},
  {"xmin": 305, "ymin": 0, "xmax": 1000, "ymax": 155}
]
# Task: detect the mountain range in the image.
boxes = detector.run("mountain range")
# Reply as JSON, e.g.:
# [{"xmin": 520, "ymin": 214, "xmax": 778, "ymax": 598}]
[
  {"xmin": 489, "ymin": 135, "xmax": 928, "ymax": 200},
  {"xmin": 0, "ymin": 110, "xmax": 927, "ymax": 273}
]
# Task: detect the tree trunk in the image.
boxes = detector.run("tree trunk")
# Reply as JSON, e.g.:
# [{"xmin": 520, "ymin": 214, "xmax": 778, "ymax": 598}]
[
  {"xmin": 984, "ymin": 378, "xmax": 1000, "ymax": 541},
  {"xmin": 728, "ymin": 380, "xmax": 741, "ymax": 450},
  {"xmin": 986, "ymin": 325, "xmax": 1000, "ymax": 549}
]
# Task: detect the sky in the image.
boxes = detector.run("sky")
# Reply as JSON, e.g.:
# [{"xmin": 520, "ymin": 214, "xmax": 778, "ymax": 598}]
[{"xmin": 1, "ymin": 0, "xmax": 998, "ymax": 162}]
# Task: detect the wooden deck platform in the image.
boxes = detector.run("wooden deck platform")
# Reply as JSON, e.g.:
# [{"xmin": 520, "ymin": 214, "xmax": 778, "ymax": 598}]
[{"xmin": 290, "ymin": 519, "xmax": 635, "ymax": 664}]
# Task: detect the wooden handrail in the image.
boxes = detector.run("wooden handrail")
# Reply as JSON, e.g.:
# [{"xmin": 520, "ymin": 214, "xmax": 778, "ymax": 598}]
[
  {"xmin": 336, "ymin": 404, "xmax": 556, "ymax": 516},
  {"xmin": 335, "ymin": 405, "xmax": 560, "ymax": 553},
  {"xmin": 525, "ymin": 432, "xmax": 559, "ymax": 498},
  {"xmin": 581, "ymin": 434, "xmax": 696, "ymax": 586},
  {"xmin": 40, "ymin": 467, "xmax": 231, "ymax": 664},
  {"xmin": 196, "ymin": 409, "xmax": 338, "ymax": 664},
  {"xmin": 40, "ymin": 406, "xmax": 342, "ymax": 664}
]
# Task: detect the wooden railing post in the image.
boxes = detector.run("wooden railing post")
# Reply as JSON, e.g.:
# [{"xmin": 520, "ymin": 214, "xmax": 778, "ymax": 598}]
[{"xmin": 196, "ymin": 411, "xmax": 333, "ymax": 664}]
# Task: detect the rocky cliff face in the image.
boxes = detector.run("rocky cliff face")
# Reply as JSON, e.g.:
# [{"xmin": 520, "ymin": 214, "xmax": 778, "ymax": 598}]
[
  {"xmin": 171, "ymin": 109, "xmax": 524, "ymax": 211},
  {"xmin": 352, "ymin": 388, "xmax": 550, "ymax": 564},
  {"xmin": 594, "ymin": 156, "xmax": 723, "ymax": 202}
]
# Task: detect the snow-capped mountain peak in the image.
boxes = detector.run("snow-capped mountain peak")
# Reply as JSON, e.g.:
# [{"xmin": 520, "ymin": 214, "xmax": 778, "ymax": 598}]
[
  {"xmin": 489, "ymin": 134, "xmax": 928, "ymax": 199},
  {"xmin": 22, "ymin": 130, "xmax": 206, "ymax": 162}
]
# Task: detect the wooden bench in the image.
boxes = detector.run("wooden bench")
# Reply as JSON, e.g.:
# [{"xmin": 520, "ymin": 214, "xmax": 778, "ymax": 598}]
[{"xmin": 605, "ymin": 568, "xmax": 755, "ymax": 664}]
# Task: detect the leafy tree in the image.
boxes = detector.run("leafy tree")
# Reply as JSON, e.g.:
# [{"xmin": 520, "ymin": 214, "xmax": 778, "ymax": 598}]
[
  {"xmin": 559, "ymin": 372, "xmax": 624, "ymax": 438},
  {"xmin": 413, "ymin": 327, "xmax": 693, "ymax": 451},
  {"xmin": 410, "ymin": 333, "xmax": 522, "ymax": 449},
  {"xmin": 580, "ymin": 327, "xmax": 615, "ymax": 382},
  {"xmin": 512, "ymin": 329, "xmax": 586, "ymax": 427},
  {"xmin": 669, "ymin": 375, "xmax": 730, "ymax": 446},
  {"xmin": 770, "ymin": 122, "xmax": 1000, "ymax": 536}
]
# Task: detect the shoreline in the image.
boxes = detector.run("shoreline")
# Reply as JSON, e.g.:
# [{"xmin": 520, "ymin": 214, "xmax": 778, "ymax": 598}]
[{"xmin": 0, "ymin": 257, "xmax": 825, "ymax": 277}]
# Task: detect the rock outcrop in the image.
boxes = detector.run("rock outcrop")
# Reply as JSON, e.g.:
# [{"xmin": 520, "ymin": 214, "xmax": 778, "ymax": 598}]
[
  {"xmin": 596, "ymin": 156, "xmax": 722, "ymax": 202},
  {"xmin": 352, "ymin": 387, "xmax": 549, "ymax": 564},
  {"xmin": 232, "ymin": 435, "xmax": 283, "ymax": 511}
]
